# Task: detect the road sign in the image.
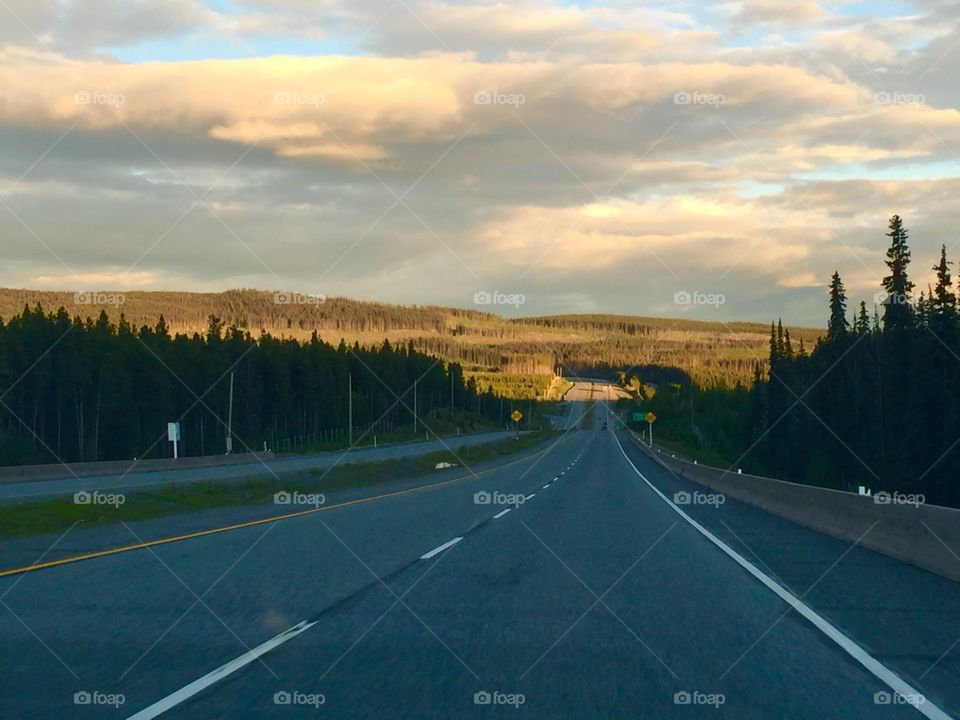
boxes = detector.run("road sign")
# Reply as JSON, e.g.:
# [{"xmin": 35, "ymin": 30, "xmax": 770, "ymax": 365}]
[
  {"xmin": 646, "ymin": 412, "xmax": 656, "ymax": 424},
  {"xmin": 167, "ymin": 421, "xmax": 181, "ymax": 459},
  {"xmin": 511, "ymin": 410, "xmax": 523, "ymax": 423},
  {"xmin": 632, "ymin": 411, "xmax": 645, "ymax": 422}
]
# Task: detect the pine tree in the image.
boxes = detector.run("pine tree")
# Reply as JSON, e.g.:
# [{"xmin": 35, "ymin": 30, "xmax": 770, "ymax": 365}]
[
  {"xmin": 930, "ymin": 244, "xmax": 957, "ymax": 337},
  {"xmin": 827, "ymin": 271, "xmax": 849, "ymax": 340},
  {"xmin": 881, "ymin": 215, "xmax": 914, "ymax": 331},
  {"xmin": 855, "ymin": 301, "xmax": 870, "ymax": 335}
]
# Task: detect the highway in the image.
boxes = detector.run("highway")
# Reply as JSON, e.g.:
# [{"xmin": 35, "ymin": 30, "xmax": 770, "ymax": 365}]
[{"xmin": 1, "ymin": 385, "xmax": 958, "ymax": 719}]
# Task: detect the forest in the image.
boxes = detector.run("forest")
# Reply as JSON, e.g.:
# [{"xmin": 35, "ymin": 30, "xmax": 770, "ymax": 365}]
[
  {"xmin": 0, "ymin": 308, "xmax": 508, "ymax": 465},
  {"xmin": 629, "ymin": 216, "xmax": 960, "ymax": 508},
  {"xmin": 0, "ymin": 289, "xmax": 818, "ymax": 388}
]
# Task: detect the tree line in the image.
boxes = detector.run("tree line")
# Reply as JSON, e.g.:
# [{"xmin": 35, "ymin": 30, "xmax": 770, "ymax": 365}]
[
  {"xmin": 0, "ymin": 307, "xmax": 505, "ymax": 465},
  {"xmin": 637, "ymin": 216, "xmax": 960, "ymax": 508},
  {"xmin": 0, "ymin": 289, "xmax": 811, "ymax": 388}
]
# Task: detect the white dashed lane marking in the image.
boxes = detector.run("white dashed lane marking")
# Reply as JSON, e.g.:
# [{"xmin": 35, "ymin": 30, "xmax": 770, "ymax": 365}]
[
  {"xmin": 493, "ymin": 508, "xmax": 511, "ymax": 519},
  {"xmin": 420, "ymin": 536, "xmax": 463, "ymax": 560}
]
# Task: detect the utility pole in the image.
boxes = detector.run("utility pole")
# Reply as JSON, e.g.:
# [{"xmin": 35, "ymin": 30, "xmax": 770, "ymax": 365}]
[
  {"xmin": 450, "ymin": 369, "xmax": 454, "ymax": 411},
  {"xmin": 413, "ymin": 378, "xmax": 418, "ymax": 433},
  {"xmin": 348, "ymin": 372, "xmax": 353, "ymax": 446},
  {"xmin": 225, "ymin": 371, "xmax": 234, "ymax": 454}
]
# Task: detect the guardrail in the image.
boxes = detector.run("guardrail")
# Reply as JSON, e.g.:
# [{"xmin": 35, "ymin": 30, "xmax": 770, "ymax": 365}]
[
  {"xmin": 0, "ymin": 452, "xmax": 277, "ymax": 484},
  {"xmin": 628, "ymin": 433, "xmax": 960, "ymax": 584}
]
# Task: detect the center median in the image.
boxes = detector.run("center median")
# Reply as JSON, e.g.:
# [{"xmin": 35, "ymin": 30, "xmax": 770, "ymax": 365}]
[{"xmin": 0, "ymin": 430, "xmax": 561, "ymax": 578}]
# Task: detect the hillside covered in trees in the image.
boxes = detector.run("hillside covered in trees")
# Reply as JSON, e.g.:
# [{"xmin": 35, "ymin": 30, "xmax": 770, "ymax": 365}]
[
  {"xmin": 0, "ymin": 308, "xmax": 503, "ymax": 466},
  {"xmin": 631, "ymin": 216, "xmax": 960, "ymax": 509},
  {"xmin": 0, "ymin": 290, "xmax": 820, "ymax": 389}
]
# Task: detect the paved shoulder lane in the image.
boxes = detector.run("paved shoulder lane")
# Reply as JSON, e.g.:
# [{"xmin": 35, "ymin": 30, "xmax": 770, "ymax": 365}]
[{"xmin": 617, "ymin": 428, "xmax": 960, "ymax": 719}]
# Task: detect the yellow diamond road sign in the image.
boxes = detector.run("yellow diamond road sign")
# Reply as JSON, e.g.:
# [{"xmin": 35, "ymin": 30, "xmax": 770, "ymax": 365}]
[
  {"xmin": 646, "ymin": 412, "xmax": 656, "ymax": 424},
  {"xmin": 511, "ymin": 410, "xmax": 523, "ymax": 422}
]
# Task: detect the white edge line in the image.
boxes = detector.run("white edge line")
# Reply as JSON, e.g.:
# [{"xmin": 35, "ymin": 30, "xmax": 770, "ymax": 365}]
[
  {"xmin": 611, "ymin": 432, "xmax": 953, "ymax": 720},
  {"xmin": 493, "ymin": 508, "xmax": 512, "ymax": 519},
  {"xmin": 126, "ymin": 620, "xmax": 317, "ymax": 720},
  {"xmin": 420, "ymin": 536, "xmax": 464, "ymax": 560}
]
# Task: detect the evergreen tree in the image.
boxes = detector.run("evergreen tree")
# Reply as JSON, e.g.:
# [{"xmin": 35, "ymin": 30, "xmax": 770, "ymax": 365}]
[
  {"xmin": 827, "ymin": 271, "xmax": 849, "ymax": 340},
  {"xmin": 930, "ymin": 244, "xmax": 957, "ymax": 337},
  {"xmin": 855, "ymin": 301, "xmax": 870, "ymax": 335},
  {"xmin": 881, "ymin": 215, "xmax": 914, "ymax": 331},
  {"xmin": 916, "ymin": 290, "xmax": 930, "ymax": 328}
]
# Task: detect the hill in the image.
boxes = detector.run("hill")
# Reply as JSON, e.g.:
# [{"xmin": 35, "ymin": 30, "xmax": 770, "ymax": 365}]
[{"xmin": 0, "ymin": 288, "xmax": 822, "ymax": 388}]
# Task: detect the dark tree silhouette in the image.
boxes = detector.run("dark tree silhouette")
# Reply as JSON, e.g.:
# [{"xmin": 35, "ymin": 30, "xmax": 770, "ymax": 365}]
[{"xmin": 827, "ymin": 271, "xmax": 849, "ymax": 340}]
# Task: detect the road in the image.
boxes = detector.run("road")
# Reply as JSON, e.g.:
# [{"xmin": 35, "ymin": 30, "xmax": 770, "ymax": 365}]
[
  {"xmin": 1, "ymin": 386, "xmax": 958, "ymax": 719},
  {"xmin": 0, "ymin": 430, "xmax": 521, "ymax": 504}
]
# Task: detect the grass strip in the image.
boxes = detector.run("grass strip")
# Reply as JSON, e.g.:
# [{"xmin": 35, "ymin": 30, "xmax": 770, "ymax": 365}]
[{"xmin": 0, "ymin": 430, "xmax": 557, "ymax": 540}]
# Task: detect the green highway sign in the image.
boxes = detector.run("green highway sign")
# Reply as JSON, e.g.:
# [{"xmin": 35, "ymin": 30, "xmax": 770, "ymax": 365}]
[{"xmin": 632, "ymin": 412, "xmax": 645, "ymax": 422}]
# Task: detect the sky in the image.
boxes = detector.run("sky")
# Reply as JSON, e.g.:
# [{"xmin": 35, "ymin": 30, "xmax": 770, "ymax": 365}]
[{"xmin": 0, "ymin": 0, "xmax": 958, "ymax": 325}]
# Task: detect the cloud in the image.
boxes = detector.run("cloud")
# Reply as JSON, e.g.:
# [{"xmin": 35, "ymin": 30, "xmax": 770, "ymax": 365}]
[
  {"xmin": 0, "ymin": 0, "xmax": 959, "ymax": 325},
  {"xmin": 734, "ymin": 0, "xmax": 827, "ymax": 25}
]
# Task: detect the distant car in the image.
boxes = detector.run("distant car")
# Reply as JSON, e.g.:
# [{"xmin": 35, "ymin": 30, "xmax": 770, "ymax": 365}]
[{"xmin": 601, "ymin": 423, "xmax": 607, "ymax": 431}]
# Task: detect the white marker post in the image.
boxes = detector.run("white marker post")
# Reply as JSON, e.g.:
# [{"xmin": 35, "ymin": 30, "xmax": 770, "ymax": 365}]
[{"xmin": 168, "ymin": 422, "xmax": 181, "ymax": 459}]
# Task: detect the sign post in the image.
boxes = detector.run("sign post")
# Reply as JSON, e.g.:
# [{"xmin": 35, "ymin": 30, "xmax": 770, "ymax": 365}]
[
  {"xmin": 167, "ymin": 421, "xmax": 181, "ymax": 459},
  {"xmin": 511, "ymin": 409, "xmax": 523, "ymax": 438},
  {"xmin": 645, "ymin": 412, "xmax": 656, "ymax": 447}
]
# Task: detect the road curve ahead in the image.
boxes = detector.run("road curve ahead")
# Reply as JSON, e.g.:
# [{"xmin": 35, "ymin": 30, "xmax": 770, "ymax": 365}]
[{"xmin": 1, "ymin": 395, "xmax": 957, "ymax": 719}]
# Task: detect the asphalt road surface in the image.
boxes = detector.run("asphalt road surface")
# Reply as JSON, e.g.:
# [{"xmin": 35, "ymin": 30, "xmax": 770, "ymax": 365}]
[{"xmin": 1, "ymin": 391, "xmax": 958, "ymax": 719}]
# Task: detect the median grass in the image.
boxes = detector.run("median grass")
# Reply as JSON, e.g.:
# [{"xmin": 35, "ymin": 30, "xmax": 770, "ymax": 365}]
[{"xmin": 0, "ymin": 430, "xmax": 557, "ymax": 540}]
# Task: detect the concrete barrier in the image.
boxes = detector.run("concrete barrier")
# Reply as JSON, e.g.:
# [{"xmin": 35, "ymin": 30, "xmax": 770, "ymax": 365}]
[
  {"xmin": 0, "ymin": 451, "xmax": 276, "ymax": 484},
  {"xmin": 631, "ymin": 436, "xmax": 960, "ymax": 583}
]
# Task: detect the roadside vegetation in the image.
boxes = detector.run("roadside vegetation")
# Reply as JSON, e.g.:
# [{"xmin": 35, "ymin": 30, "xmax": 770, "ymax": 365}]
[
  {"xmin": 0, "ymin": 288, "xmax": 819, "ymax": 395},
  {"xmin": 0, "ymin": 309, "xmax": 510, "ymax": 466},
  {"xmin": 619, "ymin": 215, "xmax": 960, "ymax": 509},
  {"xmin": 0, "ymin": 430, "xmax": 557, "ymax": 540}
]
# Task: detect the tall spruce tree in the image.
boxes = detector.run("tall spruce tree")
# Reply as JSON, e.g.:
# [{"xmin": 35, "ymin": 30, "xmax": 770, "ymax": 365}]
[
  {"xmin": 930, "ymin": 244, "xmax": 957, "ymax": 337},
  {"xmin": 881, "ymin": 215, "xmax": 914, "ymax": 331},
  {"xmin": 855, "ymin": 301, "xmax": 870, "ymax": 334},
  {"xmin": 827, "ymin": 271, "xmax": 849, "ymax": 340}
]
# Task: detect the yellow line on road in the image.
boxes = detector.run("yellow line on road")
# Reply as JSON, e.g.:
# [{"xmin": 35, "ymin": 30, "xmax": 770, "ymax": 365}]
[{"xmin": 0, "ymin": 438, "xmax": 563, "ymax": 579}]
